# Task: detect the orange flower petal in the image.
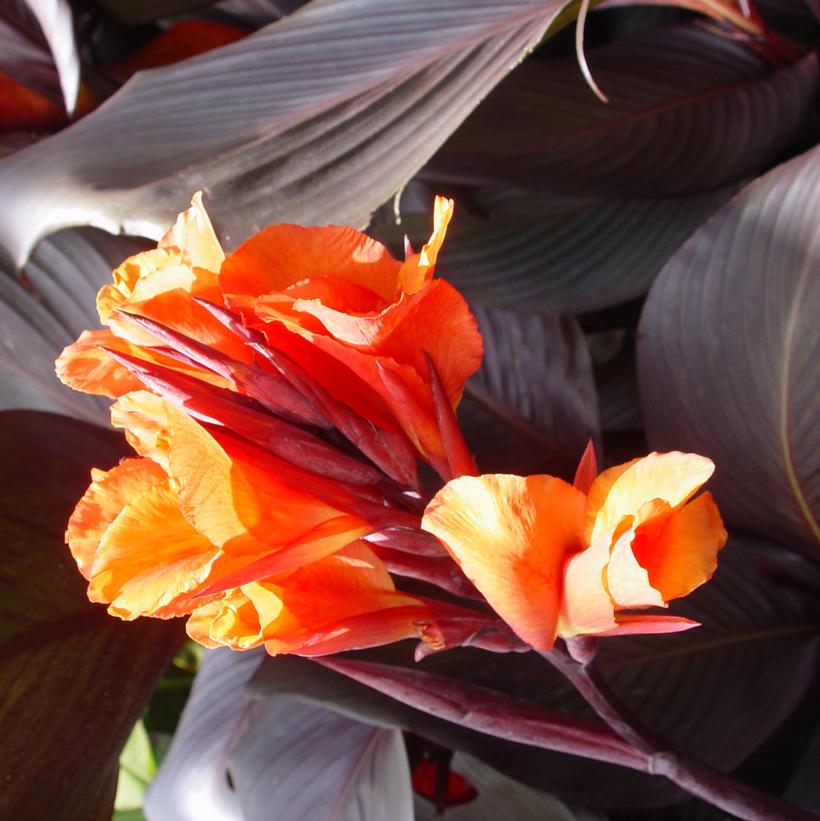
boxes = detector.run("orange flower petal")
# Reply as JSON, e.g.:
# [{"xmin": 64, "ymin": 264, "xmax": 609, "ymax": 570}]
[
  {"xmin": 56, "ymin": 329, "xmax": 145, "ymax": 398},
  {"xmin": 249, "ymin": 322, "xmax": 399, "ymax": 432},
  {"xmin": 66, "ymin": 457, "xmax": 166, "ymax": 579},
  {"xmin": 422, "ymin": 474, "xmax": 587, "ymax": 651},
  {"xmin": 587, "ymin": 452, "xmax": 715, "ymax": 542},
  {"xmin": 605, "ymin": 525, "xmax": 666, "ymax": 609},
  {"xmin": 285, "ymin": 280, "xmax": 481, "ymax": 404},
  {"xmin": 110, "ymin": 393, "xmax": 370, "ymax": 561},
  {"xmin": 86, "ymin": 472, "xmax": 219, "ymax": 619},
  {"xmin": 187, "ymin": 543, "xmax": 427, "ymax": 654},
  {"xmin": 397, "ymin": 195, "xmax": 453, "ymax": 294},
  {"xmin": 97, "ymin": 248, "xmax": 182, "ymax": 323},
  {"xmin": 158, "ymin": 191, "xmax": 225, "ymax": 271},
  {"xmin": 221, "ymin": 224, "xmax": 402, "ymax": 303},
  {"xmin": 632, "ymin": 491, "xmax": 727, "ymax": 601},
  {"xmin": 559, "ymin": 535, "xmax": 618, "ymax": 638},
  {"xmin": 196, "ymin": 514, "xmax": 374, "ymax": 596},
  {"xmin": 374, "ymin": 280, "xmax": 482, "ymax": 404},
  {"xmin": 56, "ymin": 329, "xmax": 232, "ymax": 399}
]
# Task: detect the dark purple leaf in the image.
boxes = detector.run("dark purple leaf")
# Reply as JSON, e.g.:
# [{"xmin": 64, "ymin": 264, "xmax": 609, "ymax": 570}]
[
  {"xmin": 756, "ymin": 0, "xmax": 820, "ymax": 44},
  {"xmin": 372, "ymin": 182, "xmax": 736, "ymax": 314},
  {"xmin": 97, "ymin": 0, "xmax": 220, "ymax": 23},
  {"xmin": 0, "ymin": 227, "xmax": 148, "ymax": 422},
  {"xmin": 459, "ymin": 306, "xmax": 599, "ymax": 479},
  {"xmin": 425, "ymin": 24, "xmax": 818, "ymax": 196},
  {"xmin": 637, "ymin": 144, "xmax": 820, "ymax": 552},
  {"xmin": 0, "ymin": 410, "xmax": 183, "ymax": 820},
  {"xmin": 251, "ymin": 537, "xmax": 820, "ymax": 808}
]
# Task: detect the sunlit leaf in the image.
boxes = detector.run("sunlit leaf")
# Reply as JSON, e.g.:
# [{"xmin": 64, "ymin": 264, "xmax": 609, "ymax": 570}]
[
  {"xmin": 0, "ymin": 410, "xmax": 183, "ymax": 820},
  {"xmin": 0, "ymin": 0, "xmax": 585, "ymax": 266},
  {"xmin": 637, "ymin": 144, "xmax": 820, "ymax": 551},
  {"xmin": 146, "ymin": 648, "xmax": 413, "ymax": 821},
  {"xmin": 0, "ymin": 227, "xmax": 148, "ymax": 421},
  {"xmin": 1, "ymin": 0, "xmax": 79, "ymax": 113}
]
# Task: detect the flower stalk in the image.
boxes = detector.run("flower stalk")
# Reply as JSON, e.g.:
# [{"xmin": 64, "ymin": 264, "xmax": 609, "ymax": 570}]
[{"xmin": 542, "ymin": 645, "xmax": 818, "ymax": 821}]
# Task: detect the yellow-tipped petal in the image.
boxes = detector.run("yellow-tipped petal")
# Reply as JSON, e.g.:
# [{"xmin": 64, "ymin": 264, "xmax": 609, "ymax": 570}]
[
  {"xmin": 423, "ymin": 474, "xmax": 586, "ymax": 651},
  {"xmin": 588, "ymin": 452, "xmax": 715, "ymax": 542}
]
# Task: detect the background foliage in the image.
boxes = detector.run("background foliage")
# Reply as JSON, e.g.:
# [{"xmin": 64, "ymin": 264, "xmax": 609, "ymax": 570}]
[{"xmin": 0, "ymin": 0, "xmax": 818, "ymax": 818}]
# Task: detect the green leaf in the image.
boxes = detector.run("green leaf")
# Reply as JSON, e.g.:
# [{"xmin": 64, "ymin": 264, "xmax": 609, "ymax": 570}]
[
  {"xmin": 115, "ymin": 720, "xmax": 156, "ymax": 812},
  {"xmin": 0, "ymin": 410, "xmax": 183, "ymax": 820},
  {"xmin": 637, "ymin": 143, "xmax": 820, "ymax": 551}
]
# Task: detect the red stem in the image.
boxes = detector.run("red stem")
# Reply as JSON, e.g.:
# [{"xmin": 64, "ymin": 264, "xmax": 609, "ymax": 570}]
[{"xmin": 543, "ymin": 646, "xmax": 818, "ymax": 821}]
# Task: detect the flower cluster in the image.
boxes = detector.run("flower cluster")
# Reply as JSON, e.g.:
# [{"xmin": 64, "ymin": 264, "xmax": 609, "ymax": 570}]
[
  {"xmin": 423, "ymin": 451, "xmax": 727, "ymax": 651},
  {"xmin": 58, "ymin": 194, "xmax": 726, "ymax": 658}
]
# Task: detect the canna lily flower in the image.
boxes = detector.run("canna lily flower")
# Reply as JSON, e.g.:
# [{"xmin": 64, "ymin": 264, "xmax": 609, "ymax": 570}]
[
  {"xmin": 56, "ymin": 192, "xmax": 481, "ymax": 485},
  {"xmin": 186, "ymin": 541, "xmax": 445, "ymax": 657},
  {"xmin": 67, "ymin": 392, "xmax": 376, "ymax": 619},
  {"xmin": 219, "ymin": 195, "xmax": 483, "ymax": 478},
  {"xmin": 421, "ymin": 452, "xmax": 728, "ymax": 651},
  {"xmin": 66, "ymin": 392, "xmax": 463, "ymax": 655}
]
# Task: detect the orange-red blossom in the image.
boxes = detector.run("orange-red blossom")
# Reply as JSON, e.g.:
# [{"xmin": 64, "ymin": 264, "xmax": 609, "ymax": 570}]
[
  {"xmin": 422, "ymin": 452, "xmax": 728, "ymax": 650},
  {"xmin": 56, "ymin": 194, "xmax": 726, "ymax": 659},
  {"xmin": 57, "ymin": 193, "xmax": 483, "ymax": 656},
  {"xmin": 66, "ymin": 390, "xmax": 473, "ymax": 655},
  {"xmin": 56, "ymin": 193, "xmax": 482, "ymax": 486}
]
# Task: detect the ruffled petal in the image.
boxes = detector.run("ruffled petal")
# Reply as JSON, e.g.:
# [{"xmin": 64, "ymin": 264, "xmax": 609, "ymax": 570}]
[
  {"xmin": 423, "ymin": 474, "xmax": 587, "ymax": 651},
  {"xmin": 159, "ymin": 191, "xmax": 225, "ymax": 271},
  {"xmin": 114, "ymin": 268, "xmax": 250, "ymax": 363},
  {"xmin": 66, "ymin": 457, "xmax": 167, "ymax": 578},
  {"xmin": 631, "ymin": 491, "xmax": 727, "ymax": 602},
  {"xmin": 110, "ymin": 393, "xmax": 371, "ymax": 560},
  {"xmin": 187, "ymin": 543, "xmax": 428, "ymax": 654},
  {"xmin": 56, "ymin": 329, "xmax": 232, "ymax": 399},
  {"xmin": 559, "ymin": 535, "xmax": 618, "ymax": 638},
  {"xmin": 280, "ymin": 281, "xmax": 481, "ymax": 407},
  {"xmin": 97, "ymin": 248, "xmax": 181, "ymax": 323},
  {"xmin": 56, "ymin": 329, "xmax": 145, "ymax": 398},
  {"xmin": 87, "ymin": 475, "xmax": 219, "ymax": 619},
  {"xmin": 588, "ymin": 452, "xmax": 715, "ymax": 543},
  {"xmin": 605, "ymin": 525, "xmax": 666, "ymax": 609},
  {"xmin": 221, "ymin": 224, "xmax": 402, "ymax": 303}
]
